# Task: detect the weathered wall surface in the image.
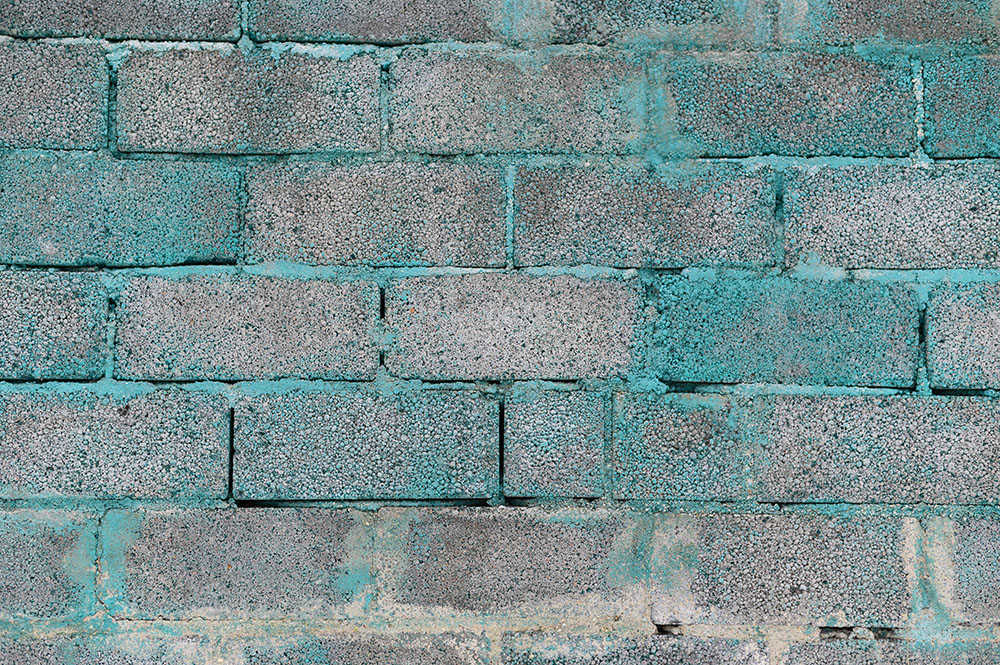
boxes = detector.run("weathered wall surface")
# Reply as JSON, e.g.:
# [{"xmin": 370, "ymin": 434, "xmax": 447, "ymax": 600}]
[{"xmin": 3, "ymin": 1, "xmax": 1000, "ymax": 663}]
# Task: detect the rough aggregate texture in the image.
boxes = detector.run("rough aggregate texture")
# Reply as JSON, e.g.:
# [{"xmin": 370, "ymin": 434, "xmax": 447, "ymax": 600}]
[
  {"xmin": 0, "ymin": 0, "xmax": 239, "ymax": 38},
  {"xmin": 925, "ymin": 56, "xmax": 1000, "ymax": 157},
  {"xmin": 781, "ymin": 640, "xmax": 1000, "ymax": 665},
  {"xmin": 239, "ymin": 632, "xmax": 488, "ymax": 665},
  {"xmin": 501, "ymin": 634, "xmax": 768, "ymax": 665},
  {"xmin": 928, "ymin": 283, "xmax": 1000, "ymax": 389}
]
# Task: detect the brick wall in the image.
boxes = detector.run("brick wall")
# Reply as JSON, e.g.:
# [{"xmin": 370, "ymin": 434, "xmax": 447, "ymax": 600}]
[{"xmin": 2, "ymin": 1, "xmax": 1000, "ymax": 664}]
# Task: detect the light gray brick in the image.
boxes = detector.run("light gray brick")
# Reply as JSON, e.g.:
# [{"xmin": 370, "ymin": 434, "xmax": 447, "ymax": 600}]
[
  {"xmin": 114, "ymin": 272, "xmax": 378, "ymax": 381},
  {"xmin": 0, "ymin": 271, "xmax": 106, "ymax": 380},
  {"xmin": 781, "ymin": 640, "xmax": 1000, "ymax": 665},
  {"xmin": 0, "ymin": 388, "xmax": 228, "ymax": 500},
  {"xmin": 951, "ymin": 518, "xmax": 1000, "ymax": 625},
  {"xmin": 385, "ymin": 273, "xmax": 641, "ymax": 380},
  {"xmin": 389, "ymin": 48, "xmax": 645, "ymax": 154},
  {"xmin": 784, "ymin": 163, "xmax": 1000, "ymax": 269},
  {"xmin": 237, "ymin": 632, "xmax": 488, "ymax": 665},
  {"xmin": 0, "ymin": 41, "xmax": 107, "ymax": 149},
  {"xmin": 117, "ymin": 47, "xmax": 380, "ymax": 154},
  {"xmin": 504, "ymin": 390, "xmax": 606, "ymax": 498},
  {"xmin": 928, "ymin": 283, "xmax": 1000, "ymax": 389},
  {"xmin": 514, "ymin": 162, "xmax": 776, "ymax": 268},
  {"xmin": 0, "ymin": 635, "xmax": 215, "ymax": 665},
  {"xmin": 245, "ymin": 161, "xmax": 505, "ymax": 266},
  {"xmin": 101, "ymin": 508, "xmax": 371, "ymax": 620},
  {"xmin": 375, "ymin": 507, "xmax": 649, "ymax": 619},
  {"xmin": 0, "ymin": 0, "xmax": 239, "ymax": 39},
  {"xmin": 234, "ymin": 389, "xmax": 498, "ymax": 500},
  {"xmin": 652, "ymin": 513, "xmax": 911, "ymax": 626},
  {"xmin": 653, "ymin": 52, "xmax": 915, "ymax": 157},
  {"xmin": 501, "ymin": 634, "xmax": 768, "ymax": 665},
  {"xmin": 0, "ymin": 152, "xmax": 240, "ymax": 267}
]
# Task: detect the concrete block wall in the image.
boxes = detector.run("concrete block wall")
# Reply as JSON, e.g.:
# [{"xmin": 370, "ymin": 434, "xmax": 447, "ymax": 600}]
[{"xmin": 4, "ymin": 1, "xmax": 1000, "ymax": 664}]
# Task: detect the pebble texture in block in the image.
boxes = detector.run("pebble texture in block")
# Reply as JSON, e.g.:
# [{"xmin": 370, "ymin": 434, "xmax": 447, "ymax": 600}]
[
  {"xmin": 925, "ymin": 57, "xmax": 1000, "ymax": 157},
  {"xmin": 652, "ymin": 513, "xmax": 911, "ymax": 626},
  {"xmin": 0, "ymin": 388, "xmax": 229, "ymax": 500},
  {"xmin": 778, "ymin": 0, "xmax": 1000, "ymax": 46},
  {"xmin": 501, "ymin": 634, "xmax": 768, "ymax": 665},
  {"xmin": 784, "ymin": 163, "xmax": 1000, "ymax": 269},
  {"xmin": 504, "ymin": 391, "xmax": 606, "ymax": 498},
  {"xmin": 385, "ymin": 273, "xmax": 640, "ymax": 380},
  {"xmin": 612, "ymin": 392, "xmax": 749, "ymax": 501},
  {"xmin": 376, "ymin": 507, "xmax": 649, "ymax": 617},
  {"xmin": 234, "ymin": 390, "xmax": 499, "ymax": 500},
  {"xmin": 927, "ymin": 283, "xmax": 1000, "ymax": 389},
  {"xmin": 0, "ymin": 635, "xmax": 215, "ymax": 665},
  {"xmin": 0, "ymin": 272, "xmax": 106, "ymax": 380},
  {"xmin": 0, "ymin": 511, "xmax": 96, "ymax": 621},
  {"xmin": 115, "ymin": 273, "xmax": 378, "ymax": 381},
  {"xmin": 652, "ymin": 276, "xmax": 918, "ymax": 387},
  {"xmin": 245, "ymin": 161, "xmax": 505, "ymax": 266},
  {"xmin": 101, "ymin": 508, "xmax": 371, "ymax": 619},
  {"xmin": 117, "ymin": 48, "xmax": 380, "ymax": 154},
  {"xmin": 514, "ymin": 162, "xmax": 777, "ymax": 268},
  {"xmin": 653, "ymin": 52, "xmax": 915, "ymax": 156},
  {"xmin": 389, "ymin": 49, "xmax": 645, "ymax": 154},
  {"xmin": 239, "ymin": 632, "xmax": 488, "ymax": 665},
  {"xmin": 747, "ymin": 395, "xmax": 1000, "ymax": 504},
  {"xmin": 0, "ymin": 153, "xmax": 240, "ymax": 267},
  {"xmin": 780, "ymin": 640, "xmax": 1000, "ymax": 665},
  {"xmin": 952, "ymin": 518, "xmax": 1000, "ymax": 625},
  {"xmin": 0, "ymin": 0, "xmax": 239, "ymax": 38},
  {"xmin": 0, "ymin": 42, "xmax": 107, "ymax": 149}
]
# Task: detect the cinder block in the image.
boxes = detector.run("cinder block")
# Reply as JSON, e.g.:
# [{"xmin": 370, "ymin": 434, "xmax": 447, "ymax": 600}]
[
  {"xmin": 514, "ymin": 162, "xmax": 776, "ymax": 268},
  {"xmin": 0, "ymin": 387, "xmax": 228, "ymax": 500},
  {"xmin": 385, "ymin": 273, "xmax": 641, "ymax": 380},
  {"xmin": 0, "ymin": 510, "xmax": 97, "ymax": 621},
  {"xmin": 100, "ymin": 508, "xmax": 372, "ymax": 619},
  {"xmin": 234, "ymin": 389, "xmax": 499, "ymax": 500},
  {"xmin": 784, "ymin": 163, "xmax": 1000, "ymax": 269},
  {"xmin": 778, "ymin": 0, "xmax": 999, "ymax": 46},
  {"xmin": 375, "ymin": 507, "xmax": 650, "ymax": 619},
  {"xmin": 0, "ymin": 0, "xmax": 239, "ymax": 39},
  {"xmin": 0, "ymin": 634, "xmax": 215, "ymax": 665},
  {"xmin": 651, "ymin": 276, "xmax": 919, "ymax": 386},
  {"xmin": 114, "ymin": 272, "xmax": 378, "ymax": 381},
  {"xmin": 504, "ymin": 390, "xmax": 606, "ymax": 498},
  {"xmin": 611, "ymin": 392, "xmax": 749, "ymax": 501},
  {"xmin": 117, "ymin": 47, "xmax": 380, "ymax": 154},
  {"xmin": 500, "ymin": 634, "xmax": 768, "ymax": 665},
  {"xmin": 925, "ymin": 57, "xmax": 1000, "ymax": 157},
  {"xmin": 781, "ymin": 640, "xmax": 1000, "ymax": 665},
  {"xmin": 951, "ymin": 518, "xmax": 1000, "ymax": 625},
  {"xmin": 389, "ymin": 48, "xmax": 645, "ymax": 154},
  {"xmin": 928, "ymin": 283, "xmax": 1000, "ymax": 389},
  {"xmin": 0, "ymin": 152, "xmax": 239, "ymax": 267},
  {"xmin": 236, "ymin": 632, "xmax": 488, "ymax": 665},
  {"xmin": 653, "ymin": 52, "xmax": 915, "ymax": 157},
  {"xmin": 245, "ymin": 161, "xmax": 505, "ymax": 266},
  {"xmin": 0, "ymin": 271, "xmax": 106, "ymax": 380},
  {"xmin": 651, "ymin": 513, "xmax": 911, "ymax": 626},
  {"xmin": 0, "ymin": 42, "xmax": 107, "ymax": 149}
]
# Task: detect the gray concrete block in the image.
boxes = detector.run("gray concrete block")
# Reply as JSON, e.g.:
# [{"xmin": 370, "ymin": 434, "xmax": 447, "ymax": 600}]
[{"xmin": 928, "ymin": 283, "xmax": 1000, "ymax": 389}]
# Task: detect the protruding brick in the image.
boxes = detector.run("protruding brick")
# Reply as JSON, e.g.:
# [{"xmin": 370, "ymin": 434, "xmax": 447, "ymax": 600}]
[
  {"xmin": 653, "ymin": 52, "xmax": 915, "ymax": 156},
  {"xmin": 778, "ymin": 0, "xmax": 999, "ymax": 46},
  {"xmin": 0, "ymin": 0, "xmax": 239, "ymax": 39},
  {"xmin": 781, "ymin": 640, "xmax": 1000, "ymax": 665},
  {"xmin": 115, "ymin": 272, "xmax": 378, "ymax": 381},
  {"xmin": 504, "ymin": 390, "xmax": 606, "ymax": 498},
  {"xmin": 501, "ymin": 634, "xmax": 768, "ymax": 665},
  {"xmin": 651, "ymin": 276, "xmax": 919, "ymax": 387},
  {"xmin": 612, "ymin": 392, "xmax": 748, "ymax": 501},
  {"xmin": 389, "ymin": 48, "xmax": 645, "ymax": 154},
  {"xmin": 0, "ymin": 511, "xmax": 96, "ymax": 621},
  {"xmin": 784, "ymin": 163, "xmax": 1000, "ymax": 269},
  {"xmin": 237, "ymin": 632, "xmax": 488, "ymax": 665},
  {"xmin": 375, "ymin": 507, "xmax": 649, "ymax": 618},
  {"xmin": 514, "ymin": 162, "xmax": 776, "ymax": 268},
  {"xmin": 928, "ymin": 283, "xmax": 1000, "ymax": 389},
  {"xmin": 0, "ymin": 153, "xmax": 240, "ymax": 267},
  {"xmin": 101, "ymin": 508, "xmax": 371, "ymax": 619},
  {"xmin": 925, "ymin": 57, "xmax": 1000, "ymax": 157},
  {"xmin": 245, "ymin": 161, "xmax": 505, "ymax": 266},
  {"xmin": 0, "ymin": 388, "xmax": 228, "ymax": 500},
  {"xmin": 234, "ymin": 389, "xmax": 499, "ymax": 500},
  {"xmin": 652, "ymin": 513, "xmax": 911, "ymax": 626},
  {"xmin": 385, "ymin": 273, "xmax": 641, "ymax": 380},
  {"xmin": 0, "ymin": 42, "xmax": 107, "ymax": 149},
  {"xmin": 0, "ymin": 271, "xmax": 106, "ymax": 380},
  {"xmin": 117, "ymin": 47, "xmax": 380, "ymax": 154}
]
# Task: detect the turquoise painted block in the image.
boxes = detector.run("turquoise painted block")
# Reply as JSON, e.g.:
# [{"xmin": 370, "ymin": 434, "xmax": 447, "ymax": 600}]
[
  {"xmin": 925, "ymin": 56, "xmax": 1000, "ymax": 158},
  {"xmin": 928, "ymin": 282, "xmax": 1000, "ymax": 389}
]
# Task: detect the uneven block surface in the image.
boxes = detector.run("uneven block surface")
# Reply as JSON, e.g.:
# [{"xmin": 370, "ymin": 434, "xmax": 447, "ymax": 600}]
[
  {"xmin": 0, "ymin": 0, "xmax": 239, "ymax": 38},
  {"xmin": 925, "ymin": 57, "xmax": 1000, "ymax": 157},
  {"xmin": 501, "ymin": 634, "xmax": 768, "ymax": 665},
  {"xmin": 238, "ymin": 632, "xmax": 488, "ymax": 665},
  {"xmin": 928, "ymin": 283, "xmax": 1000, "ymax": 389}
]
